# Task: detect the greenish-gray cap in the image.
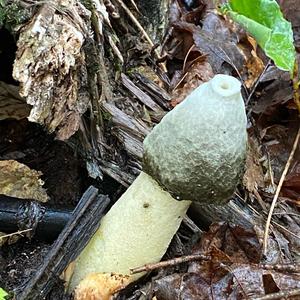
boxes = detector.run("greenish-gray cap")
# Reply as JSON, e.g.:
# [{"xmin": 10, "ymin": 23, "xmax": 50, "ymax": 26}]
[{"xmin": 143, "ymin": 74, "xmax": 247, "ymax": 204}]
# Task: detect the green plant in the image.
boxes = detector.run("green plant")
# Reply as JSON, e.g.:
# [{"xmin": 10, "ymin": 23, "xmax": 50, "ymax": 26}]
[
  {"xmin": 220, "ymin": 0, "xmax": 296, "ymax": 75},
  {"xmin": 0, "ymin": 288, "xmax": 8, "ymax": 300}
]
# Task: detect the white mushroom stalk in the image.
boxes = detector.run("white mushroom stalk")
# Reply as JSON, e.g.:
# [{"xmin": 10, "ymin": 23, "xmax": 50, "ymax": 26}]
[{"xmin": 69, "ymin": 74, "xmax": 248, "ymax": 299}]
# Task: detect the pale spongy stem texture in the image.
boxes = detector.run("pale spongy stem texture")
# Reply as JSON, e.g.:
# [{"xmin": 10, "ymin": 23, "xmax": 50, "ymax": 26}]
[{"xmin": 70, "ymin": 172, "xmax": 191, "ymax": 290}]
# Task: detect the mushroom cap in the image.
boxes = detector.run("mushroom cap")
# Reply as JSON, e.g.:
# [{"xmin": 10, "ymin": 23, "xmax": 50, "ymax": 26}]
[{"xmin": 143, "ymin": 74, "xmax": 247, "ymax": 204}]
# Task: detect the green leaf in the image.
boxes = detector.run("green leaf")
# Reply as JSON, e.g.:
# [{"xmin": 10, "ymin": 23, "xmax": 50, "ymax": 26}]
[
  {"xmin": 221, "ymin": 0, "xmax": 295, "ymax": 74},
  {"xmin": 0, "ymin": 288, "xmax": 8, "ymax": 300}
]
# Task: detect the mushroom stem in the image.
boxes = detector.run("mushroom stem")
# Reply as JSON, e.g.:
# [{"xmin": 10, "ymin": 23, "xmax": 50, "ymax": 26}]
[
  {"xmin": 70, "ymin": 74, "xmax": 247, "ymax": 299},
  {"xmin": 70, "ymin": 171, "xmax": 191, "ymax": 291}
]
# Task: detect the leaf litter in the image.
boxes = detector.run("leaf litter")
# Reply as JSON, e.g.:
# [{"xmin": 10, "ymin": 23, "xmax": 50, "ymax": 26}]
[
  {"xmin": 1, "ymin": 0, "xmax": 300, "ymax": 298},
  {"xmin": 138, "ymin": 0, "xmax": 300, "ymax": 299}
]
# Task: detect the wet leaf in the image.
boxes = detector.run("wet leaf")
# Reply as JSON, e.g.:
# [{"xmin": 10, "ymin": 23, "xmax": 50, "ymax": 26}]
[
  {"xmin": 192, "ymin": 13, "xmax": 245, "ymax": 74},
  {"xmin": 154, "ymin": 223, "xmax": 300, "ymax": 299},
  {"xmin": 165, "ymin": 8, "xmax": 250, "ymax": 84},
  {"xmin": 244, "ymin": 37, "xmax": 265, "ymax": 88},
  {"xmin": 171, "ymin": 61, "xmax": 214, "ymax": 107},
  {"xmin": 282, "ymin": 161, "xmax": 300, "ymax": 200},
  {"xmin": 252, "ymin": 78, "xmax": 293, "ymax": 114}
]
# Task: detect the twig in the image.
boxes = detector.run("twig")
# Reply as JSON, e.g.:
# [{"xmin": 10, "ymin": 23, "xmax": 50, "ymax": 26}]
[
  {"xmin": 107, "ymin": 35, "xmax": 124, "ymax": 63},
  {"xmin": 130, "ymin": 253, "xmax": 211, "ymax": 274},
  {"xmin": 250, "ymin": 288, "xmax": 300, "ymax": 300},
  {"xmin": 16, "ymin": 187, "xmax": 110, "ymax": 300},
  {"xmin": 115, "ymin": 0, "xmax": 167, "ymax": 72},
  {"xmin": 292, "ymin": 58, "xmax": 300, "ymax": 114},
  {"xmin": 260, "ymin": 262, "xmax": 300, "ymax": 273},
  {"xmin": 246, "ymin": 60, "xmax": 271, "ymax": 106},
  {"xmin": 115, "ymin": 0, "xmax": 152, "ymax": 46},
  {"xmin": 263, "ymin": 125, "xmax": 300, "ymax": 256},
  {"xmin": 0, "ymin": 229, "xmax": 32, "ymax": 240},
  {"xmin": 128, "ymin": 0, "xmax": 139, "ymax": 12}
]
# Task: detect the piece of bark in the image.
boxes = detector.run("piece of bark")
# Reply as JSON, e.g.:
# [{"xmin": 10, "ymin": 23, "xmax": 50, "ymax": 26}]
[
  {"xmin": 121, "ymin": 73, "xmax": 163, "ymax": 112},
  {"xmin": 135, "ymin": 0, "xmax": 170, "ymax": 43},
  {"xmin": 189, "ymin": 197, "xmax": 262, "ymax": 230},
  {"xmin": 0, "ymin": 160, "xmax": 49, "ymax": 203},
  {"xmin": 15, "ymin": 186, "xmax": 110, "ymax": 300},
  {"xmin": 12, "ymin": 0, "xmax": 91, "ymax": 140}
]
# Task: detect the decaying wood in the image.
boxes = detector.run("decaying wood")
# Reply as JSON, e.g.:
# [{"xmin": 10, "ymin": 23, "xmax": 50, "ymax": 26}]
[
  {"xmin": 5, "ymin": 1, "xmax": 298, "ymax": 260},
  {"xmin": 6, "ymin": 1, "xmax": 288, "ymax": 248},
  {"xmin": 121, "ymin": 73, "xmax": 163, "ymax": 112},
  {"xmin": 0, "ymin": 81, "xmax": 30, "ymax": 120},
  {"xmin": 13, "ymin": 0, "xmax": 91, "ymax": 140},
  {"xmin": 7, "ymin": 0, "xmax": 173, "ymax": 185},
  {"xmin": 15, "ymin": 186, "xmax": 110, "ymax": 300}
]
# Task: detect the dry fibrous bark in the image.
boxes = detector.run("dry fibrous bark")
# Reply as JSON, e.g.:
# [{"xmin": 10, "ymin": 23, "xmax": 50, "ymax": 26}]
[
  {"xmin": 3, "ymin": 0, "xmax": 171, "ymax": 186},
  {"xmin": 13, "ymin": 1, "xmax": 91, "ymax": 140}
]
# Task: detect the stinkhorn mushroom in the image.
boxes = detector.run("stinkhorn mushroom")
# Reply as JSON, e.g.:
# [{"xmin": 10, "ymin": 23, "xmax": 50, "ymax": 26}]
[{"xmin": 70, "ymin": 74, "xmax": 247, "ymax": 299}]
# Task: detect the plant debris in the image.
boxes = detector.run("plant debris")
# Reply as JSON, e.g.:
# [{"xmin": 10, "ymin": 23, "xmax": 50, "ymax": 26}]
[{"xmin": 1, "ymin": 0, "xmax": 300, "ymax": 299}]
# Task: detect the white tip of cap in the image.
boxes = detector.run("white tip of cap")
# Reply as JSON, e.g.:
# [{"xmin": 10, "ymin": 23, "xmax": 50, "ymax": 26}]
[{"xmin": 210, "ymin": 74, "xmax": 241, "ymax": 98}]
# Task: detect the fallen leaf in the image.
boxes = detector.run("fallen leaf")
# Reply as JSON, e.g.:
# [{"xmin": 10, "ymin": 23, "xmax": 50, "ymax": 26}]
[
  {"xmin": 154, "ymin": 223, "xmax": 300, "ymax": 299},
  {"xmin": 0, "ymin": 160, "xmax": 48, "ymax": 202},
  {"xmin": 243, "ymin": 135, "xmax": 264, "ymax": 192},
  {"xmin": 244, "ymin": 37, "xmax": 265, "ymax": 88},
  {"xmin": 171, "ymin": 61, "xmax": 214, "ymax": 106}
]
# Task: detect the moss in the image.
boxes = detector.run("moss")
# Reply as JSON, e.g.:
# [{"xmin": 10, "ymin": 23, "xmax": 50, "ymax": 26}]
[{"xmin": 101, "ymin": 110, "xmax": 112, "ymax": 121}]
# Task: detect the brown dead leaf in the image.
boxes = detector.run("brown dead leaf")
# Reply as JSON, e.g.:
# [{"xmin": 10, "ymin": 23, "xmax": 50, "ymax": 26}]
[
  {"xmin": 190, "ymin": 223, "xmax": 262, "ymax": 267},
  {"xmin": 13, "ymin": 0, "xmax": 91, "ymax": 140},
  {"xmin": 165, "ymin": 7, "xmax": 250, "ymax": 90},
  {"xmin": 259, "ymin": 122, "xmax": 299, "ymax": 185},
  {"xmin": 154, "ymin": 223, "xmax": 300, "ymax": 300},
  {"xmin": 282, "ymin": 161, "xmax": 300, "ymax": 200},
  {"xmin": 170, "ymin": 61, "xmax": 214, "ymax": 106},
  {"xmin": 243, "ymin": 36, "xmax": 265, "ymax": 88},
  {"xmin": 195, "ymin": 12, "xmax": 247, "ymax": 73},
  {"xmin": 243, "ymin": 135, "xmax": 264, "ymax": 192},
  {"xmin": 170, "ymin": 18, "xmax": 245, "ymax": 75},
  {"xmin": 278, "ymin": 0, "xmax": 300, "ymax": 27},
  {"xmin": 0, "ymin": 160, "xmax": 48, "ymax": 202},
  {"xmin": 252, "ymin": 80, "xmax": 293, "ymax": 114}
]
